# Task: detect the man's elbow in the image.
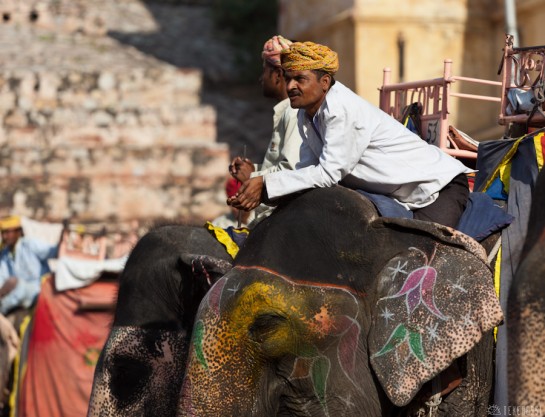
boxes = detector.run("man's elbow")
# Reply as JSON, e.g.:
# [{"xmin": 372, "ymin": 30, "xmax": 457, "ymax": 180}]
[{"xmin": 318, "ymin": 167, "xmax": 344, "ymax": 187}]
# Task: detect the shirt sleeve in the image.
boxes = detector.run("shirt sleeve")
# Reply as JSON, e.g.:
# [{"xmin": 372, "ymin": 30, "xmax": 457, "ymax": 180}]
[
  {"xmin": 265, "ymin": 104, "xmax": 371, "ymax": 199},
  {"xmin": 252, "ymin": 108, "xmax": 302, "ymax": 177},
  {"xmin": 26, "ymin": 239, "xmax": 59, "ymax": 261},
  {"xmin": 0, "ymin": 257, "xmax": 10, "ymax": 282},
  {"xmin": 0, "ymin": 277, "xmax": 40, "ymax": 314}
]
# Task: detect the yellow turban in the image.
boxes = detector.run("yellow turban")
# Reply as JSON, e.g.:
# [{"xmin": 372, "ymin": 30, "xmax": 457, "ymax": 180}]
[
  {"xmin": 262, "ymin": 35, "xmax": 293, "ymax": 67},
  {"xmin": 0, "ymin": 215, "xmax": 21, "ymax": 231},
  {"xmin": 281, "ymin": 41, "xmax": 339, "ymax": 75}
]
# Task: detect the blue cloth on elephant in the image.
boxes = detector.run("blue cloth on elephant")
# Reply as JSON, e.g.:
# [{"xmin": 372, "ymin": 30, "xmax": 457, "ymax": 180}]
[
  {"xmin": 456, "ymin": 192, "xmax": 514, "ymax": 241},
  {"xmin": 356, "ymin": 188, "xmax": 513, "ymax": 242},
  {"xmin": 356, "ymin": 190, "xmax": 413, "ymax": 219}
]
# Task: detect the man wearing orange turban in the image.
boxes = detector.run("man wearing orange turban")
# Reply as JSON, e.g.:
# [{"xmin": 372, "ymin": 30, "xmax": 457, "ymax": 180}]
[
  {"xmin": 227, "ymin": 35, "xmax": 302, "ymax": 227},
  {"xmin": 229, "ymin": 41, "xmax": 473, "ymax": 228}
]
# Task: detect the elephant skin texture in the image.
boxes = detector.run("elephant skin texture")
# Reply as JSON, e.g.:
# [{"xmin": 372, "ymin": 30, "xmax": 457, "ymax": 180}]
[
  {"xmin": 88, "ymin": 225, "xmax": 233, "ymax": 417},
  {"xmin": 508, "ymin": 168, "xmax": 545, "ymax": 411},
  {"xmin": 179, "ymin": 187, "xmax": 503, "ymax": 417}
]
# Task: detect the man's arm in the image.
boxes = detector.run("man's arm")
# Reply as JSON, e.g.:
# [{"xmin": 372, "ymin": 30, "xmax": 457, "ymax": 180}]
[
  {"xmin": 27, "ymin": 238, "xmax": 59, "ymax": 261},
  {"xmin": 0, "ymin": 278, "xmax": 41, "ymax": 314},
  {"xmin": 0, "ymin": 254, "xmax": 36, "ymax": 314},
  {"xmin": 264, "ymin": 108, "xmax": 370, "ymax": 200}
]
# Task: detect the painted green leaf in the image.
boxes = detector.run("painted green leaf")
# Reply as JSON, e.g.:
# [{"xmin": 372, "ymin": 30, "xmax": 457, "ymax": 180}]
[
  {"xmin": 408, "ymin": 330, "xmax": 425, "ymax": 362},
  {"xmin": 372, "ymin": 324, "xmax": 407, "ymax": 358},
  {"xmin": 311, "ymin": 356, "xmax": 330, "ymax": 408},
  {"xmin": 193, "ymin": 320, "xmax": 208, "ymax": 370}
]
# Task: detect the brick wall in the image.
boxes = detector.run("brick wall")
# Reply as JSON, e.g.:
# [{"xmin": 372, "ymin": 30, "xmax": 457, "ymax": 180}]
[{"xmin": 0, "ymin": 1, "xmax": 237, "ymax": 232}]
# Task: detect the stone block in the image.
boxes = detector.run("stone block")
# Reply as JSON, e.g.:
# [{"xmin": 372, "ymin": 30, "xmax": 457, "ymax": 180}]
[
  {"xmin": 189, "ymin": 188, "xmax": 227, "ymax": 222},
  {"xmin": 0, "ymin": 92, "xmax": 16, "ymax": 112},
  {"xmin": 38, "ymin": 72, "xmax": 61, "ymax": 101}
]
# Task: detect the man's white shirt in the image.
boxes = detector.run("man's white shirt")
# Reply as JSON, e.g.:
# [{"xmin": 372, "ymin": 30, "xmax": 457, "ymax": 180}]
[{"xmin": 264, "ymin": 82, "xmax": 472, "ymax": 210}]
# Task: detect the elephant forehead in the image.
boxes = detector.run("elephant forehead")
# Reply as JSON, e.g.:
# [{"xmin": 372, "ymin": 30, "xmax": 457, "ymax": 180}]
[
  {"xmin": 192, "ymin": 268, "xmax": 363, "ymax": 370},
  {"xmin": 90, "ymin": 326, "xmax": 189, "ymax": 417},
  {"xmin": 105, "ymin": 326, "xmax": 186, "ymax": 357},
  {"xmin": 204, "ymin": 268, "xmax": 361, "ymax": 325}
]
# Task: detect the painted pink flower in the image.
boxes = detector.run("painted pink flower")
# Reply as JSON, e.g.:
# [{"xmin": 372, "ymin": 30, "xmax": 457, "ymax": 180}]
[{"xmin": 383, "ymin": 265, "xmax": 447, "ymax": 320}]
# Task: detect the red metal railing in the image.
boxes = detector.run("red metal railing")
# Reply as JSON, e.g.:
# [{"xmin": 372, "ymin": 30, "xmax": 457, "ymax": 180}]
[{"xmin": 379, "ymin": 60, "xmax": 501, "ymax": 160}]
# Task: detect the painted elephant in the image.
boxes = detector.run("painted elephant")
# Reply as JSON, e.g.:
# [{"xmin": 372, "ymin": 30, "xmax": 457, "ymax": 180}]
[
  {"xmin": 88, "ymin": 224, "xmax": 233, "ymax": 417},
  {"xmin": 508, "ymin": 167, "xmax": 545, "ymax": 410},
  {"xmin": 180, "ymin": 186, "xmax": 503, "ymax": 416}
]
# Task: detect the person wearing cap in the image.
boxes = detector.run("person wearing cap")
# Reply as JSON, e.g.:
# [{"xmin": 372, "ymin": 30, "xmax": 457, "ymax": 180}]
[
  {"xmin": 0, "ymin": 216, "xmax": 58, "ymax": 317},
  {"xmin": 228, "ymin": 41, "xmax": 473, "ymax": 228},
  {"xmin": 228, "ymin": 35, "xmax": 302, "ymax": 226}
]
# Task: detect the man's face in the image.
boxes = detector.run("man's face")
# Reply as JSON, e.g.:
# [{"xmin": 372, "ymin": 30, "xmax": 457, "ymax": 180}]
[
  {"xmin": 260, "ymin": 62, "xmax": 281, "ymax": 99},
  {"xmin": 1, "ymin": 228, "xmax": 22, "ymax": 249},
  {"xmin": 284, "ymin": 70, "xmax": 329, "ymax": 115}
]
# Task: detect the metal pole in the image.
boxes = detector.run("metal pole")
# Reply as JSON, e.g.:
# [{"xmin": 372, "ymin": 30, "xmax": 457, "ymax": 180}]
[
  {"xmin": 397, "ymin": 33, "xmax": 405, "ymax": 83},
  {"xmin": 504, "ymin": 0, "xmax": 519, "ymax": 47}
]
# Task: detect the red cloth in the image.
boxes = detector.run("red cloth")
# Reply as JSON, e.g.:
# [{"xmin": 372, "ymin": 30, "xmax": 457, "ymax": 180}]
[
  {"xmin": 225, "ymin": 177, "xmax": 241, "ymax": 198},
  {"xmin": 16, "ymin": 276, "xmax": 116, "ymax": 417}
]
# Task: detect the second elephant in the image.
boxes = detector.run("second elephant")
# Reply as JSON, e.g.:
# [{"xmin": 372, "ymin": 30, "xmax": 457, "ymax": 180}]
[{"xmin": 88, "ymin": 224, "xmax": 233, "ymax": 416}]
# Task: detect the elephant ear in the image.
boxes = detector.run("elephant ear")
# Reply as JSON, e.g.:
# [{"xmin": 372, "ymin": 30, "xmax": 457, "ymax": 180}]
[
  {"xmin": 368, "ymin": 217, "xmax": 503, "ymax": 406},
  {"xmin": 179, "ymin": 253, "xmax": 233, "ymax": 286}
]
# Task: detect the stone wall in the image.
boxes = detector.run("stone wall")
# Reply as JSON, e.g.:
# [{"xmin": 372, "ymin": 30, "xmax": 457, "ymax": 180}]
[{"xmin": 0, "ymin": 1, "xmax": 240, "ymax": 232}]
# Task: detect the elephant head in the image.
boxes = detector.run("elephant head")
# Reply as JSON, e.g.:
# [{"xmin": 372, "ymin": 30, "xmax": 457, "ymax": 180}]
[
  {"xmin": 508, "ymin": 167, "xmax": 545, "ymax": 409},
  {"xmin": 88, "ymin": 225, "xmax": 233, "ymax": 417},
  {"xmin": 179, "ymin": 187, "xmax": 503, "ymax": 416}
]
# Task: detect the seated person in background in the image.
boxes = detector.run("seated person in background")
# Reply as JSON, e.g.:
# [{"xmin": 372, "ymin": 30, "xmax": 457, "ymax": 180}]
[
  {"xmin": 0, "ymin": 216, "xmax": 59, "ymax": 321},
  {"xmin": 212, "ymin": 178, "xmax": 253, "ymax": 229},
  {"xmin": 229, "ymin": 35, "xmax": 302, "ymax": 226},
  {"xmin": 228, "ymin": 42, "xmax": 474, "ymax": 228}
]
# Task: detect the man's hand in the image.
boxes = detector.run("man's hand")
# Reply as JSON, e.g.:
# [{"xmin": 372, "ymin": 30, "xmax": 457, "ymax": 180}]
[
  {"xmin": 229, "ymin": 156, "xmax": 254, "ymax": 183},
  {"xmin": 227, "ymin": 176, "xmax": 264, "ymax": 211},
  {"xmin": 0, "ymin": 276, "xmax": 18, "ymax": 298},
  {"xmin": 0, "ymin": 314, "xmax": 20, "ymax": 363}
]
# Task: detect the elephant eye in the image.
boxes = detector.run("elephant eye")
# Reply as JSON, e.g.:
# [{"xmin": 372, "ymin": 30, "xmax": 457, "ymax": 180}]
[
  {"xmin": 249, "ymin": 313, "xmax": 287, "ymax": 343},
  {"xmin": 110, "ymin": 355, "xmax": 152, "ymax": 408}
]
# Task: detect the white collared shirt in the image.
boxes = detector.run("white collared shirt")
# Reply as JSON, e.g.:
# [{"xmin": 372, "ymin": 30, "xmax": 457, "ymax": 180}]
[
  {"xmin": 250, "ymin": 97, "xmax": 302, "ymax": 222},
  {"xmin": 251, "ymin": 97, "xmax": 301, "ymax": 176},
  {"xmin": 264, "ymin": 82, "xmax": 472, "ymax": 210}
]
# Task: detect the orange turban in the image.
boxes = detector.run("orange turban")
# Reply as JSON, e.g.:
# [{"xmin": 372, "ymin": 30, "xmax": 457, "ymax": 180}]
[
  {"xmin": 0, "ymin": 215, "xmax": 21, "ymax": 231},
  {"xmin": 262, "ymin": 35, "xmax": 293, "ymax": 67},
  {"xmin": 281, "ymin": 41, "xmax": 339, "ymax": 75}
]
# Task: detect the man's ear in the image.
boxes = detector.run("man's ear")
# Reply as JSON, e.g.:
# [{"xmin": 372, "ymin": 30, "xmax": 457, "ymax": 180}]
[
  {"xmin": 321, "ymin": 73, "xmax": 331, "ymax": 92},
  {"xmin": 273, "ymin": 67, "xmax": 283, "ymax": 84}
]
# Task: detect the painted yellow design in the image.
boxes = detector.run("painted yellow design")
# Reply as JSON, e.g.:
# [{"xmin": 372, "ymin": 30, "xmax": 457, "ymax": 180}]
[
  {"xmin": 229, "ymin": 281, "xmax": 301, "ymax": 357},
  {"xmin": 223, "ymin": 278, "xmax": 337, "ymax": 358}
]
